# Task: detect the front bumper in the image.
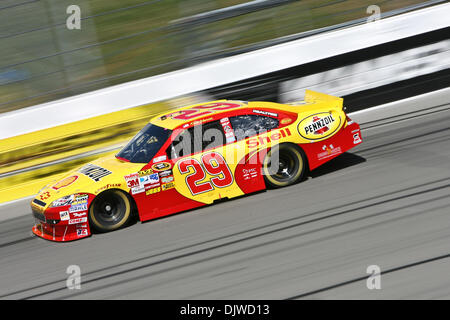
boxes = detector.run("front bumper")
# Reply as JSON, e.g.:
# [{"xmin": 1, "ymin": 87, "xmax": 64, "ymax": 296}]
[
  {"xmin": 32, "ymin": 222, "xmax": 91, "ymax": 242},
  {"xmin": 31, "ymin": 195, "xmax": 93, "ymax": 242}
]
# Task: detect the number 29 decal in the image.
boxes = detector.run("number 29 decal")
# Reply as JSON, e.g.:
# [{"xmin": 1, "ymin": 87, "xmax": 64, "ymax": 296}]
[{"xmin": 178, "ymin": 152, "xmax": 234, "ymax": 196}]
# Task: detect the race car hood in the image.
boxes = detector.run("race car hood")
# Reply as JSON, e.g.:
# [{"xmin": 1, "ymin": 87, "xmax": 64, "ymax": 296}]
[{"xmin": 34, "ymin": 154, "xmax": 144, "ymax": 208}]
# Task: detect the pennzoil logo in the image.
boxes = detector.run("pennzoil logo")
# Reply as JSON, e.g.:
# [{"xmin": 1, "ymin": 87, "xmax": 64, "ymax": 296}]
[{"xmin": 298, "ymin": 112, "xmax": 342, "ymax": 140}]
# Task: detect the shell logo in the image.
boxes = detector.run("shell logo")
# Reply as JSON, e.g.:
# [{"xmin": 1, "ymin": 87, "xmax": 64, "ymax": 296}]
[
  {"xmin": 52, "ymin": 175, "xmax": 78, "ymax": 190},
  {"xmin": 297, "ymin": 112, "xmax": 342, "ymax": 141}
]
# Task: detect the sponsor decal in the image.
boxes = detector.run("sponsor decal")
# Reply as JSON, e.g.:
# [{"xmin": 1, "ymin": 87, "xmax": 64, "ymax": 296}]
[
  {"xmin": 95, "ymin": 183, "xmax": 121, "ymax": 193},
  {"xmin": 246, "ymin": 128, "xmax": 291, "ymax": 148},
  {"xmin": 59, "ymin": 211, "xmax": 70, "ymax": 221},
  {"xmin": 220, "ymin": 117, "xmax": 236, "ymax": 143},
  {"xmin": 162, "ymin": 182, "xmax": 175, "ymax": 191},
  {"xmin": 243, "ymin": 168, "xmax": 258, "ymax": 180},
  {"xmin": 191, "ymin": 117, "xmax": 214, "ymax": 126},
  {"xmin": 144, "ymin": 182, "xmax": 159, "ymax": 191},
  {"xmin": 253, "ymin": 109, "xmax": 278, "ymax": 117},
  {"xmin": 226, "ymin": 137, "xmax": 236, "ymax": 144},
  {"xmin": 69, "ymin": 203, "xmax": 87, "ymax": 213},
  {"xmin": 71, "ymin": 194, "xmax": 88, "ymax": 206},
  {"xmin": 138, "ymin": 169, "xmax": 154, "ymax": 176},
  {"xmin": 153, "ymin": 155, "xmax": 167, "ymax": 163},
  {"xmin": 145, "ymin": 186, "xmax": 161, "ymax": 195},
  {"xmin": 75, "ymin": 194, "xmax": 88, "ymax": 202},
  {"xmin": 79, "ymin": 164, "xmax": 112, "ymax": 182},
  {"xmin": 298, "ymin": 112, "xmax": 342, "ymax": 140},
  {"xmin": 52, "ymin": 176, "xmax": 78, "ymax": 190},
  {"xmin": 353, "ymin": 132, "xmax": 362, "ymax": 144},
  {"xmin": 124, "ymin": 173, "xmax": 140, "ymax": 188},
  {"xmin": 76, "ymin": 229, "xmax": 88, "ymax": 236},
  {"xmin": 280, "ymin": 117, "xmax": 293, "ymax": 125},
  {"xmin": 131, "ymin": 186, "xmax": 145, "ymax": 195},
  {"xmin": 39, "ymin": 191, "xmax": 51, "ymax": 201},
  {"xmin": 161, "ymin": 176, "xmax": 174, "ymax": 184},
  {"xmin": 151, "ymin": 162, "xmax": 172, "ymax": 172},
  {"xmin": 317, "ymin": 144, "xmax": 342, "ymax": 160},
  {"xmin": 72, "ymin": 212, "xmax": 86, "ymax": 218},
  {"xmin": 220, "ymin": 118, "xmax": 232, "ymax": 132},
  {"xmin": 71, "ymin": 200, "xmax": 87, "ymax": 206},
  {"xmin": 140, "ymin": 173, "xmax": 159, "ymax": 186},
  {"xmin": 51, "ymin": 195, "xmax": 74, "ymax": 207},
  {"xmin": 158, "ymin": 170, "xmax": 172, "ymax": 177},
  {"xmin": 306, "ymin": 115, "xmax": 333, "ymax": 134},
  {"xmin": 69, "ymin": 217, "xmax": 88, "ymax": 225},
  {"xmin": 181, "ymin": 117, "xmax": 215, "ymax": 129}
]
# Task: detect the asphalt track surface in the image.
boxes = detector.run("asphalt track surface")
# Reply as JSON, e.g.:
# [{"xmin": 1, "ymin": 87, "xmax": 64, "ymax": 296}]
[{"xmin": 1, "ymin": 94, "xmax": 450, "ymax": 299}]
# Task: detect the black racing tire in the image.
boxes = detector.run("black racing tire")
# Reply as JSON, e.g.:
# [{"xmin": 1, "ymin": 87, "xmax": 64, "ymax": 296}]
[
  {"xmin": 88, "ymin": 189, "xmax": 132, "ymax": 233},
  {"xmin": 262, "ymin": 144, "xmax": 307, "ymax": 188}
]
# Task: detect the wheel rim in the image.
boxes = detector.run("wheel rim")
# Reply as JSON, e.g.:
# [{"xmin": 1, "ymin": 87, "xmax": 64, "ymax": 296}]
[
  {"xmin": 274, "ymin": 154, "xmax": 297, "ymax": 181},
  {"xmin": 92, "ymin": 192, "xmax": 127, "ymax": 227},
  {"xmin": 264, "ymin": 146, "xmax": 304, "ymax": 185}
]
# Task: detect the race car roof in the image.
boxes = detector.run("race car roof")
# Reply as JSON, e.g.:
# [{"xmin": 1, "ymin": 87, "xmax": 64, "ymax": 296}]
[
  {"xmin": 149, "ymin": 91, "xmax": 342, "ymax": 130},
  {"xmin": 149, "ymin": 100, "xmax": 250, "ymax": 130}
]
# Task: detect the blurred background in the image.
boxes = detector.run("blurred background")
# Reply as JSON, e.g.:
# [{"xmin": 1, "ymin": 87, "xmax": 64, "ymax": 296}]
[
  {"xmin": 0, "ymin": 0, "xmax": 447, "ymax": 203},
  {"xmin": 0, "ymin": 0, "xmax": 428, "ymax": 113}
]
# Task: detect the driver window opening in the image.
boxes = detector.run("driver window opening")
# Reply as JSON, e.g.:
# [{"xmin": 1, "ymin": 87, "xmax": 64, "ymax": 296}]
[{"xmin": 167, "ymin": 121, "xmax": 226, "ymax": 159}]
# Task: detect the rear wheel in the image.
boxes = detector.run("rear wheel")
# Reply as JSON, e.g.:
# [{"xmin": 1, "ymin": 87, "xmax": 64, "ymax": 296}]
[
  {"xmin": 262, "ymin": 144, "xmax": 306, "ymax": 188},
  {"xmin": 89, "ymin": 189, "xmax": 132, "ymax": 232}
]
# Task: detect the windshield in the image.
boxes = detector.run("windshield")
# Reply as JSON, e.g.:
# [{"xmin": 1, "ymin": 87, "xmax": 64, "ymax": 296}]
[{"xmin": 116, "ymin": 123, "xmax": 171, "ymax": 163}]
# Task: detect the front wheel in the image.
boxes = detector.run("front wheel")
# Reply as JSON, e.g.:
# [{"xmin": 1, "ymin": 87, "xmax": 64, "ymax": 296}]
[
  {"xmin": 88, "ymin": 189, "xmax": 132, "ymax": 233},
  {"xmin": 262, "ymin": 144, "xmax": 307, "ymax": 188}
]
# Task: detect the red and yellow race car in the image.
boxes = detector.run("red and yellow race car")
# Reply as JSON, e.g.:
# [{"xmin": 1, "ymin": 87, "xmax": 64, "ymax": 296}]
[{"xmin": 31, "ymin": 90, "xmax": 362, "ymax": 241}]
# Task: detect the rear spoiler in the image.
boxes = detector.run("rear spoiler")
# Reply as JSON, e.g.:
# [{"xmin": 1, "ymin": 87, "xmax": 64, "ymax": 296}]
[
  {"xmin": 304, "ymin": 90, "xmax": 343, "ymax": 104},
  {"xmin": 286, "ymin": 90, "xmax": 344, "ymax": 109}
]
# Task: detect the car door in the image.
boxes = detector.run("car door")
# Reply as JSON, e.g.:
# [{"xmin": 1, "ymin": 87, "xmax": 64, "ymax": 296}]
[
  {"xmin": 167, "ymin": 119, "xmax": 245, "ymax": 204},
  {"xmin": 224, "ymin": 113, "xmax": 281, "ymax": 193}
]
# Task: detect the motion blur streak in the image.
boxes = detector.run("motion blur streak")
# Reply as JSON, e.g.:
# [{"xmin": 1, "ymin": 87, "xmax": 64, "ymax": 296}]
[
  {"xmin": 0, "ymin": 0, "xmax": 436, "ymax": 112},
  {"xmin": 0, "ymin": 92, "xmax": 449, "ymax": 299}
]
